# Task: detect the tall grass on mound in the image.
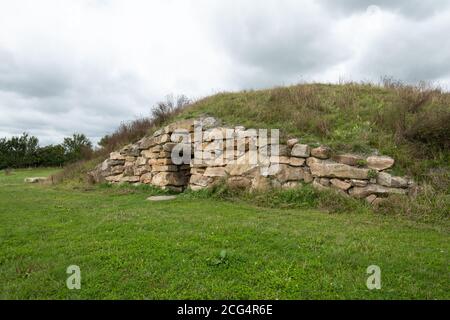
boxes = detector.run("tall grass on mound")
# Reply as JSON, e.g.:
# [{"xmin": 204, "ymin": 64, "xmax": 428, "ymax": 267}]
[
  {"xmin": 183, "ymin": 182, "xmax": 448, "ymax": 223},
  {"xmin": 374, "ymin": 184, "xmax": 450, "ymax": 223},
  {"xmin": 182, "ymin": 183, "xmax": 369, "ymax": 215},
  {"xmin": 97, "ymin": 181, "xmax": 175, "ymax": 196}
]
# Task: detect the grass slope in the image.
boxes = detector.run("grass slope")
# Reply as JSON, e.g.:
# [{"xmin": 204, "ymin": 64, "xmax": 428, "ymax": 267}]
[
  {"xmin": 1, "ymin": 169, "xmax": 448, "ymax": 299},
  {"xmin": 179, "ymin": 83, "xmax": 450, "ymax": 182}
]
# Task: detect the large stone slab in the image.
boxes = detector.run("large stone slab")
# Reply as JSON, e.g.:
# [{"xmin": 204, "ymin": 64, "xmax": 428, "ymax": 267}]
[
  {"xmin": 367, "ymin": 156, "xmax": 395, "ymax": 171},
  {"xmin": 24, "ymin": 177, "xmax": 47, "ymax": 183},
  {"xmin": 309, "ymin": 161, "xmax": 369, "ymax": 179},
  {"xmin": 146, "ymin": 195, "xmax": 177, "ymax": 201}
]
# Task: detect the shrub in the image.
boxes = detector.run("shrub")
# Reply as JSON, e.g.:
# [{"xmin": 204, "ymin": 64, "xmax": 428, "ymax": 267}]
[{"xmin": 97, "ymin": 94, "xmax": 191, "ymax": 156}]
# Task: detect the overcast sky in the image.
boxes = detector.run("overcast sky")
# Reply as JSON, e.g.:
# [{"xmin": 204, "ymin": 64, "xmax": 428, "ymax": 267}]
[{"xmin": 1, "ymin": 0, "xmax": 449, "ymax": 146}]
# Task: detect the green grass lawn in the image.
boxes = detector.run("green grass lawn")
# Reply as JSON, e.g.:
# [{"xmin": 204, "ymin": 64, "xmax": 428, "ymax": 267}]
[{"xmin": 0, "ymin": 168, "xmax": 448, "ymax": 299}]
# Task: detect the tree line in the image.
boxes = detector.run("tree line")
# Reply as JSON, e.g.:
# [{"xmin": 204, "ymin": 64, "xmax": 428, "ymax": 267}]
[{"xmin": 0, "ymin": 133, "xmax": 93, "ymax": 169}]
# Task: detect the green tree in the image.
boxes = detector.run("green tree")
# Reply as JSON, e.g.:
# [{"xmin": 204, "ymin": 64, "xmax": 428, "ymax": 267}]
[
  {"xmin": 63, "ymin": 133, "xmax": 93, "ymax": 163},
  {"xmin": 0, "ymin": 133, "xmax": 39, "ymax": 168}
]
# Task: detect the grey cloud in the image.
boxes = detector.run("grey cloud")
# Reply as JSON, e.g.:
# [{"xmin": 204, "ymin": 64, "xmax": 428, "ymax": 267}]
[
  {"xmin": 205, "ymin": 1, "xmax": 350, "ymax": 88},
  {"xmin": 352, "ymin": 12, "xmax": 450, "ymax": 83},
  {"xmin": 319, "ymin": 0, "xmax": 450, "ymax": 19},
  {"xmin": 0, "ymin": 48, "xmax": 72, "ymax": 98}
]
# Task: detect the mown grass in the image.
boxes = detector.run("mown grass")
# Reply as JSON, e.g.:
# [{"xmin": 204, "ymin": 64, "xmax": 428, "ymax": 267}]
[{"xmin": 1, "ymin": 169, "xmax": 448, "ymax": 299}]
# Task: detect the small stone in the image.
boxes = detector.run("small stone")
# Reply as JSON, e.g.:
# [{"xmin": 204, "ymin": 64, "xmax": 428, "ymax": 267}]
[
  {"xmin": 287, "ymin": 138, "xmax": 299, "ymax": 148},
  {"xmin": 275, "ymin": 164, "xmax": 304, "ymax": 183},
  {"xmin": 330, "ymin": 178, "xmax": 352, "ymax": 191},
  {"xmin": 152, "ymin": 165, "xmax": 178, "ymax": 172},
  {"xmin": 289, "ymin": 157, "xmax": 305, "ymax": 167},
  {"xmin": 105, "ymin": 174, "xmax": 123, "ymax": 183},
  {"xmin": 377, "ymin": 172, "xmax": 408, "ymax": 188},
  {"xmin": 351, "ymin": 179, "xmax": 368, "ymax": 187},
  {"xmin": 190, "ymin": 185, "xmax": 206, "ymax": 191},
  {"xmin": 119, "ymin": 176, "xmax": 140, "ymax": 183},
  {"xmin": 274, "ymin": 145, "xmax": 289, "ymax": 157},
  {"xmin": 312, "ymin": 179, "xmax": 330, "ymax": 191},
  {"xmin": 303, "ymin": 171, "xmax": 313, "ymax": 183},
  {"xmin": 110, "ymin": 152, "xmax": 125, "ymax": 160},
  {"xmin": 333, "ymin": 154, "xmax": 364, "ymax": 166},
  {"xmin": 152, "ymin": 172, "xmax": 186, "ymax": 186},
  {"xmin": 190, "ymin": 174, "xmax": 212, "ymax": 187},
  {"xmin": 291, "ymin": 144, "xmax": 310, "ymax": 158},
  {"xmin": 197, "ymin": 117, "xmax": 220, "ymax": 130},
  {"xmin": 204, "ymin": 167, "xmax": 227, "ymax": 177},
  {"xmin": 306, "ymin": 157, "xmax": 321, "ymax": 167},
  {"xmin": 155, "ymin": 134, "xmax": 171, "ymax": 145},
  {"xmin": 139, "ymin": 137, "xmax": 157, "ymax": 149},
  {"xmin": 311, "ymin": 146, "xmax": 331, "ymax": 159},
  {"xmin": 251, "ymin": 175, "xmax": 272, "ymax": 191},
  {"xmin": 140, "ymin": 173, "xmax": 153, "ymax": 184},
  {"xmin": 111, "ymin": 165, "xmax": 125, "ymax": 174},
  {"xmin": 136, "ymin": 157, "xmax": 148, "ymax": 166},
  {"xmin": 149, "ymin": 158, "xmax": 173, "ymax": 166},
  {"xmin": 134, "ymin": 166, "xmax": 151, "ymax": 176},
  {"xmin": 282, "ymin": 181, "xmax": 301, "ymax": 189},
  {"xmin": 146, "ymin": 195, "xmax": 177, "ymax": 201},
  {"xmin": 162, "ymin": 142, "xmax": 179, "ymax": 152},
  {"xmin": 270, "ymin": 156, "xmax": 290, "ymax": 164},
  {"xmin": 365, "ymin": 194, "xmax": 377, "ymax": 204}
]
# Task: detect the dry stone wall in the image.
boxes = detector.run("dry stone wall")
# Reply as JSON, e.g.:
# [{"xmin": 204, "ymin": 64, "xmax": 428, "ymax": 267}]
[{"xmin": 89, "ymin": 117, "xmax": 417, "ymax": 205}]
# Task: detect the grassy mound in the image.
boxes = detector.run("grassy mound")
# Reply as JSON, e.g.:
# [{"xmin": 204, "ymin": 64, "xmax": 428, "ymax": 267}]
[
  {"xmin": 178, "ymin": 82, "xmax": 450, "ymax": 186},
  {"xmin": 55, "ymin": 82, "xmax": 450, "ymax": 223}
]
